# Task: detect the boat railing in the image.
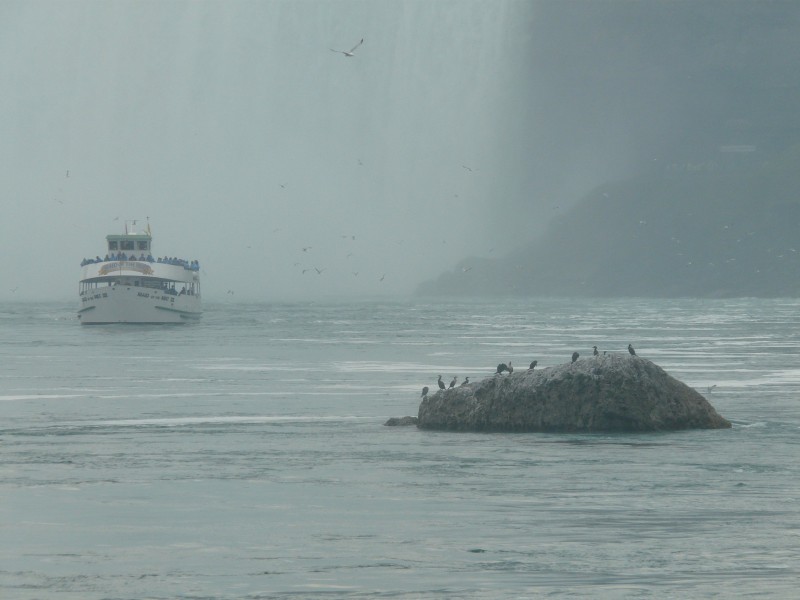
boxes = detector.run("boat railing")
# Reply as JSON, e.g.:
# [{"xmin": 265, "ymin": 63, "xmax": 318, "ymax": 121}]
[{"xmin": 80, "ymin": 256, "xmax": 200, "ymax": 270}]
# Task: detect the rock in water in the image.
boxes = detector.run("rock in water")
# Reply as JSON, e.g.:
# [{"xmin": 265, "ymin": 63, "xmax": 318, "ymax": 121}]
[{"xmin": 417, "ymin": 354, "xmax": 730, "ymax": 432}]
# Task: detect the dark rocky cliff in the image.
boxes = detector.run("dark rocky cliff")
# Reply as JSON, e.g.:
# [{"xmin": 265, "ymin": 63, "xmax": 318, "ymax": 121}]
[
  {"xmin": 417, "ymin": 354, "xmax": 730, "ymax": 433},
  {"xmin": 417, "ymin": 164, "xmax": 800, "ymax": 298}
]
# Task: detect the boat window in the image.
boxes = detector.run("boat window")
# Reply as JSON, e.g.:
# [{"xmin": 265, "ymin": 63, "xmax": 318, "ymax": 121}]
[
  {"xmin": 137, "ymin": 241, "xmax": 149, "ymax": 251},
  {"xmin": 121, "ymin": 241, "xmax": 135, "ymax": 251},
  {"xmin": 108, "ymin": 241, "xmax": 118, "ymax": 251}
]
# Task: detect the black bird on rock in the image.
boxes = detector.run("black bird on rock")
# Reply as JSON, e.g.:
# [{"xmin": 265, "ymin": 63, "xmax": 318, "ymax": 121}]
[
  {"xmin": 572, "ymin": 352, "xmax": 579, "ymax": 363},
  {"xmin": 628, "ymin": 344, "xmax": 636, "ymax": 356},
  {"xmin": 593, "ymin": 346, "xmax": 599, "ymax": 356},
  {"xmin": 421, "ymin": 386, "xmax": 429, "ymax": 398},
  {"xmin": 438, "ymin": 375, "xmax": 445, "ymax": 390},
  {"xmin": 507, "ymin": 361, "xmax": 513, "ymax": 374},
  {"xmin": 496, "ymin": 363, "xmax": 508, "ymax": 374},
  {"xmin": 460, "ymin": 377, "xmax": 470, "ymax": 386},
  {"xmin": 449, "ymin": 376, "xmax": 457, "ymax": 389},
  {"xmin": 529, "ymin": 360, "xmax": 538, "ymax": 370}
]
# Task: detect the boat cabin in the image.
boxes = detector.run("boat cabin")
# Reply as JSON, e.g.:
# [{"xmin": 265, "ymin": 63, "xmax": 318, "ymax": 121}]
[{"xmin": 106, "ymin": 233, "xmax": 152, "ymax": 256}]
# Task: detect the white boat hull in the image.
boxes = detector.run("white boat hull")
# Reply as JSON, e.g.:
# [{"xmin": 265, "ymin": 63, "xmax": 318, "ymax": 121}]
[{"xmin": 78, "ymin": 284, "xmax": 201, "ymax": 324}]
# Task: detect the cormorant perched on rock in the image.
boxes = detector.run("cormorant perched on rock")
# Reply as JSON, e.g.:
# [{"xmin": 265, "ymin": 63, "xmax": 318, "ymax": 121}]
[
  {"xmin": 507, "ymin": 361, "xmax": 513, "ymax": 374},
  {"xmin": 628, "ymin": 344, "xmax": 636, "ymax": 356},
  {"xmin": 421, "ymin": 386, "xmax": 429, "ymax": 398},
  {"xmin": 593, "ymin": 346, "xmax": 599, "ymax": 356},
  {"xmin": 572, "ymin": 351, "xmax": 579, "ymax": 363},
  {"xmin": 496, "ymin": 363, "xmax": 508, "ymax": 374},
  {"xmin": 438, "ymin": 375, "xmax": 445, "ymax": 390},
  {"xmin": 460, "ymin": 377, "xmax": 470, "ymax": 386},
  {"xmin": 449, "ymin": 376, "xmax": 457, "ymax": 389},
  {"xmin": 529, "ymin": 360, "xmax": 538, "ymax": 370}
]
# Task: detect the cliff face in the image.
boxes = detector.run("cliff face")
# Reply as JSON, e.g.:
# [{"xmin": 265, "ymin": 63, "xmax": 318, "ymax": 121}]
[
  {"xmin": 417, "ymin": 354, "xmax": 730, "ymax": 433},
  {"xmin": 417, "ymin": 164, "xmax": 800, "ymax": 298}
]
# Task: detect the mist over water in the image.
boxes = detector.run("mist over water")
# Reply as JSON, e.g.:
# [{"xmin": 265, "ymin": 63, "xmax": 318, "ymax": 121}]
[
  {"xmin": 1, "ymin": 1, "xmax": 543, "ymax": 301},
  {"xmin": 5, "ymin": 1, "xmax": 798, "ymax": 302}
]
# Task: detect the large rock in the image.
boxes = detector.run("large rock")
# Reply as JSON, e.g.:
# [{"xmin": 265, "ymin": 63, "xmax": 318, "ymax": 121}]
[{"xmin": 417, "ymin": 354, "xmax": 731, "ymax": 432}]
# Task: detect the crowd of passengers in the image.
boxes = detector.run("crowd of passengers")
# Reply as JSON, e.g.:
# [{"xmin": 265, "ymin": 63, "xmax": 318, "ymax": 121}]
[
  {"xmin": 80, "ymin": 255, "xmax": 200, "ymax": 270},
  {"xmin": 87, "ymin": 281, "xmax": 197, "ymax": 296},
  {"xmin": 159, "ymin": 283, "xmax": 196, "ymax": 296}
]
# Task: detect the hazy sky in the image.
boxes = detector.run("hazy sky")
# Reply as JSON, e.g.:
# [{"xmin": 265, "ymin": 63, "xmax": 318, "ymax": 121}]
[{"xmin": 1, "ymin": 0, "xmax": 549, "ymax": 302}]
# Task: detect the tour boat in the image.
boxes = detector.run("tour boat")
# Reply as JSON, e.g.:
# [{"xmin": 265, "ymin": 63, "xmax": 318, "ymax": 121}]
[{"xmin": 78, "ymin": 222, "xmax": 202, "ymax": 324}]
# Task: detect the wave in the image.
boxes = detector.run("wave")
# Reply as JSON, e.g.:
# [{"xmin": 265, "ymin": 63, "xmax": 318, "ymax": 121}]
[
  {"xmin": 0, "ymin": 393, "xmax": 84, "ymax": 401},
  {"xmin": 65, "ymin": 415, "xmax": 376, "ymax": 428}
]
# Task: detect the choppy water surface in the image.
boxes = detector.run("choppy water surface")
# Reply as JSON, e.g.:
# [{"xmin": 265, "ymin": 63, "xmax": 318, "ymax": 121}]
[{"xmin": 1, "ymin": 298, "xmax": 798, "ymax": 598}]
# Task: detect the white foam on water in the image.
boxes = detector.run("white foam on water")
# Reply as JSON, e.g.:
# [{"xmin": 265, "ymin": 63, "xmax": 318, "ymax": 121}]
[
  {"xmin": 0, "ymin": 394, "xmax": 84, "ymax": 402},
  {"xmin": 83, "ymin": 415, "xmax": 374, "ymax": 427}
]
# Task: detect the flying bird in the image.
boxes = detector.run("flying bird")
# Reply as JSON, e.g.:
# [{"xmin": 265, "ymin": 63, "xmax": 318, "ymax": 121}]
[
  {"xmin": 314, "ymin": 267, "xmax": 325, "ymax": 275},
  {"xmin": 330, "ymin": 38, "xmax": 364, "ymax": 57}
]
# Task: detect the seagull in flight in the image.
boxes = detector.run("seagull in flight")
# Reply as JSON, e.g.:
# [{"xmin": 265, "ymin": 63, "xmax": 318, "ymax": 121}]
[{"xmin": 330, "ymin": 38, "xmax": 364, "ymax": 57}]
